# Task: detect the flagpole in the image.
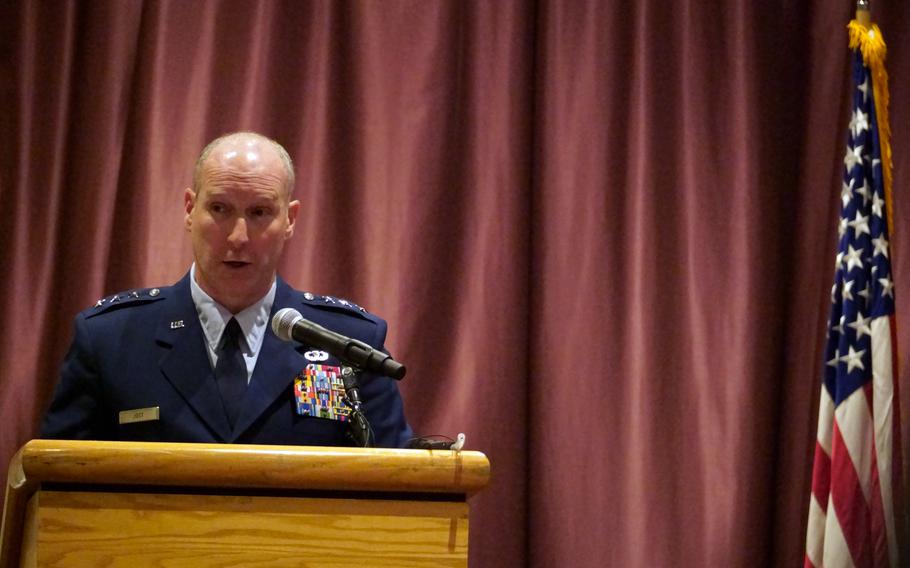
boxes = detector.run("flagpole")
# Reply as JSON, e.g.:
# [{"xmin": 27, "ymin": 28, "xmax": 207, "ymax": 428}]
[{"xmin": 856, "ymin": 0, "xmax": 871, "ymax": 27}]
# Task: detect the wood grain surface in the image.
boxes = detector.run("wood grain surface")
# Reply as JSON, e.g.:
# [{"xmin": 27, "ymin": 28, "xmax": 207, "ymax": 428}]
[
  {"xmin": 26, "ymin": 490, "xmax": 468, "ymax": 567},
  {"xmin": 11, "ymin": 440, "xmax": 489, "ymax": 494}
]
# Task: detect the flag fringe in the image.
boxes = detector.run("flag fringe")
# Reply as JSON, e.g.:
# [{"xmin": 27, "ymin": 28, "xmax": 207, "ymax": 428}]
[{"xmin": 848, "ymin": 20, "xmax": 893, "ymax": 237}]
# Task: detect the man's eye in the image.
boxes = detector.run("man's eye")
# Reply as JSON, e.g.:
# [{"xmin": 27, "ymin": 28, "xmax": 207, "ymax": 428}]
[
  {"xmin": 251, "ymin": 207, "xmax": 271, "ymax": 218},
  {"xmin": 210, "ymin": 203, "xmax": 225, "ymax": 214}
]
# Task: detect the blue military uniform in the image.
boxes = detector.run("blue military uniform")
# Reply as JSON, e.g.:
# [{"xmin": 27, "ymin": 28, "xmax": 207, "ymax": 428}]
[{"xmin": 41, "ymin": 272, "xmax": 413, "ymax": 448}]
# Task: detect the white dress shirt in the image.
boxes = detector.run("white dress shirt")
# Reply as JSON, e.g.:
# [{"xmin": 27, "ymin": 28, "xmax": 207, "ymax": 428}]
[{"xmin": 189, "ymin": 263, "xmax": 276, "ymax": 383}]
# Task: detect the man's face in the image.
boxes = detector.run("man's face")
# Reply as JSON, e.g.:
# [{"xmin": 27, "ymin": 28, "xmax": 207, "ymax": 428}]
[{"xmin": 184, "ymin": 139, "xmax": 300, "ymax": 313}]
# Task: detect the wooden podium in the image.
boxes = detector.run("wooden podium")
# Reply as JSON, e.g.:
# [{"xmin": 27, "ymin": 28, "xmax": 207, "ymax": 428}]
[{"xmin": 1, "ymin": 440, "xmax": 490, "ymax": 567}]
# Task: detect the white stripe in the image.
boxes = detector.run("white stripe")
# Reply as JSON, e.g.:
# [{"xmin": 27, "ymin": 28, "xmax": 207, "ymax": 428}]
[
  {"xmin": 871, "ymin": 316, "xmax": 899, "ymax": 567},
  {"xmin": 834, "ymin": 385, "xmax": 874, "ymax": 503},
  {"xmin": 806, "ymin": 492, "xmax": 827, "ymax": 567},
  {"xmin": 823, "ymin": 492, "xmax": 857, "ymax": 568},
  {"xmin": 817, "ymin": 385, "xmax": 835, "ymax": 454}
]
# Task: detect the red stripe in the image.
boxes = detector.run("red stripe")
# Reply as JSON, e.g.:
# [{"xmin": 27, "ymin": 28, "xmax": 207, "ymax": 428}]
[
  {"xmin": 831, "ymin": 418, "xmax": 872, "ymax": 567},
  {"xmin": 864, "ymin": 381, "xmax": 874, "ymax": 414},
  {"xmin": 804, "ymin": 553, "xmax": 817, "ymax": 568},
  {"xmin": 811, "ymin": 440, "xmax": 831, "ymax": 512}
]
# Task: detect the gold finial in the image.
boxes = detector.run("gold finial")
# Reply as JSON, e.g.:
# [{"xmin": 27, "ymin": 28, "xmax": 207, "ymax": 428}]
[{"xmin": 856, "ymin": 0, "xmax": 871, "ymax": 27}]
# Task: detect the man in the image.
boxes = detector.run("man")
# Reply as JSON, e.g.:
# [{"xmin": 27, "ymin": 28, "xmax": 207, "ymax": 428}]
[{"xmin": 41, "ymin": 132, "xmax": 412, "ymax": 448}]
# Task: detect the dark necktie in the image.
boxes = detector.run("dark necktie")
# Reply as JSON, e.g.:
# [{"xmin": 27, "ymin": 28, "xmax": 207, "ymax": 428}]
[{"xmin": 215, "ymin": 318, "xmax": 247, "ymax": 428}]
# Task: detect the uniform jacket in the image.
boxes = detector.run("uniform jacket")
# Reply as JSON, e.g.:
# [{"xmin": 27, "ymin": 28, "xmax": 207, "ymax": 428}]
[{"xmin": 41, "ymin": 272, "xmax": 413, "ymax": 448}]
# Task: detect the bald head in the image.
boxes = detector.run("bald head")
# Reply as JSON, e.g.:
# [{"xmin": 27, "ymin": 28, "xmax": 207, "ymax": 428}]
[
  {"xmin": 184, "ymin": 131, "xmax": 301, "ymax": 313},
  {"xmin": 193, "ymin": 132, "xmax": 295, "ymax": 200}
]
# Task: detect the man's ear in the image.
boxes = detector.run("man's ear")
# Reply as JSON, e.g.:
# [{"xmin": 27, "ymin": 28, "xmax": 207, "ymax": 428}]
[
  {"xmin": 285, "ymin": 199, "xmax": 300, "ymax": 239},
  {"xmin": 184, "ymin": 188, "xmax": 196, "ymax": 231}
]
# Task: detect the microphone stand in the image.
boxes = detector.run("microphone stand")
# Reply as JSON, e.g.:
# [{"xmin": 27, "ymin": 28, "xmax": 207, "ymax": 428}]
[{"xmin": 341, "ymin": 366, "xmax": 373, "ymax": 447}]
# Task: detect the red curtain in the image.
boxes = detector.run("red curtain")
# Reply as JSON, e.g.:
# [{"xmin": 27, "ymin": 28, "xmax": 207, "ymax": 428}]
[{"xmin": 2, "ymin": 1, "xmax": 909, "ymax": 565}]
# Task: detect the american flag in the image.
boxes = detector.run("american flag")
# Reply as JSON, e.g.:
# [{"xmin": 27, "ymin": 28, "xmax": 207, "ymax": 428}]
[{"xmin": 804, "ymin": 22, "xmax": 903, "ymax": 568}]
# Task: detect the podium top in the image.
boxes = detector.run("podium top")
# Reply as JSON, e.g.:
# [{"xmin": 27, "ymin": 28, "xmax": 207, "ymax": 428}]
[{"xmin": 7, "ymin": 439, "xmax": 491, "ymax": 496}]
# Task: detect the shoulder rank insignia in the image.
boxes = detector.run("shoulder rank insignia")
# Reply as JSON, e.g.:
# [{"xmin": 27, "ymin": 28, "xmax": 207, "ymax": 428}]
[
  {"xmin": 88, "ymin": 287, "xmax": 165, "ymax": 317},
  {"xmin": 302, "ymin": 291, "xmax": 368, "ymax": 313}
]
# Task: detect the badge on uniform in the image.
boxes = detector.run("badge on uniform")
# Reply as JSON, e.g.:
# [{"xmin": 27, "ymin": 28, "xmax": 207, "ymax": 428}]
[
  {"xmin": 304, "ymin": 350, "xmax": 329, "ymax": 362},
  {"xmin": 293, "ymin": 364, "xmax": 350, "ymax": 421}
]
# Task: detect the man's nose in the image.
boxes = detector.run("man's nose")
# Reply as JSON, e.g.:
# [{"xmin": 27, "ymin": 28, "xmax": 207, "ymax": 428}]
[{"xmin": 227, "ymin": 217, "xmax": 249, "ymax": 246}]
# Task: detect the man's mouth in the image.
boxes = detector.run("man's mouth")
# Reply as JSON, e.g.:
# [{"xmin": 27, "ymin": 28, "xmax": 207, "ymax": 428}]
[{"xmin": 223, "ymin": 260, "xmax": 251, "ymax": 269}]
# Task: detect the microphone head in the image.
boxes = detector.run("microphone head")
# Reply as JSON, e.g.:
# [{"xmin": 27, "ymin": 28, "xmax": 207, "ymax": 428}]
[{"xmin": 272, "ymin": 308, "xmax": 303, "ymax": 341}]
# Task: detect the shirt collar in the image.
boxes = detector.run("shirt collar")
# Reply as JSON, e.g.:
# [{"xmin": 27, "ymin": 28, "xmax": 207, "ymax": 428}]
[{"xmin": 189, "ymin": 263, "xmax": 276, "ymax": 354}]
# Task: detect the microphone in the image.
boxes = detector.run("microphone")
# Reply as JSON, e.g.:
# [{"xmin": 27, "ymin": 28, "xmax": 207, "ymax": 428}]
[{"xmin": 271, "ymin": 308, "xmax": 406, "ymax": 380}]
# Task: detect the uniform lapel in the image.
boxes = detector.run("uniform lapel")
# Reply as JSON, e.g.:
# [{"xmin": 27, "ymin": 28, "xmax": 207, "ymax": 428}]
[
  {"xmin": 156, "ymin": 273, "xmax": 233, "ymax": 442},
  {"xmin": 231, "ymin": 278, "xmax": 307, "ymax": 441}
]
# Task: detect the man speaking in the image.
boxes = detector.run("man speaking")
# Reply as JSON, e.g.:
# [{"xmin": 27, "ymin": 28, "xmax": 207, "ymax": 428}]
[{"xmin": 41, "ymin": 132, "xmax": 412, "ymax": 448}]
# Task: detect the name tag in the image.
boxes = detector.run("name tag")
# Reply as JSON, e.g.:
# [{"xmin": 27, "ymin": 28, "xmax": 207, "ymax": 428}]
[{"xmin": 118, "ymin": 406, "xmax": 160, "ymax": 425}]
